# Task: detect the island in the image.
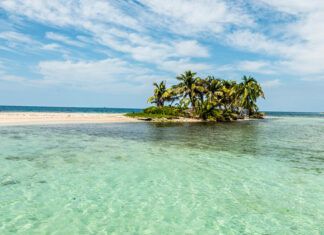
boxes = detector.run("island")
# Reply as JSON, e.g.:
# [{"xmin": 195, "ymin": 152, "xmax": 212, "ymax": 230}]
[{"xmin": 126, "ymin": 70, "xmax": 265, "ymax": 122}]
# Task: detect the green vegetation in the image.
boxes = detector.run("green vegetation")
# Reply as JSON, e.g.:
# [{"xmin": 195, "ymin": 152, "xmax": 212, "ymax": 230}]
[
  {"xmin": 125, "ymin": 112, "xmax": 175, "ymax": 119},
  {"xmin": 142, "ymin": 106, "xmax": 187, "ymax": 116},
  {"xmin": 125, "ymin": 106, "xmax": 188, "ymax": 119},
  {"xmin": 147, "ymin": 81, "xmax": 173, "ymax": 107},
  {"xmin": 127, "ymin": 70, "xmax": 265, "ymax": 121}
]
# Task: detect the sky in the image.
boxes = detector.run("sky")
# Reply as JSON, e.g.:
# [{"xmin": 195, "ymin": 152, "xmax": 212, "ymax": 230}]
[{"xmin": 0, "ymin": 0, "xmax": 324, "ymax": 111}]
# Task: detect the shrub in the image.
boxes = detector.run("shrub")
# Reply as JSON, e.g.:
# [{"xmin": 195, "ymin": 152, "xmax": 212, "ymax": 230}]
[
  {"xmin": 142, "ymin": 106, "xmax": 187, "ymax": 117},
  {"xmin": 125, "ymin": 113, "xmax": 174, "ymax": 118}
]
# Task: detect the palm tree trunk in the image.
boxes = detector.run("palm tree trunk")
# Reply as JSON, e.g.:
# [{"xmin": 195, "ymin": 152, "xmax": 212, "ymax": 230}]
[
  {"xmin": 200, "ymin": 94, "xmax": 204, "ymax": 103},
  {"xmin": 189, "ymin": 93, "xmax": 195, "ymax": 109}
]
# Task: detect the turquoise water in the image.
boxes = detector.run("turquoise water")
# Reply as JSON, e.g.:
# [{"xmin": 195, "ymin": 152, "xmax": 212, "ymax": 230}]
[{"xmin": 0, "ymin": 116, "xmax": 324, "ymax": 234}]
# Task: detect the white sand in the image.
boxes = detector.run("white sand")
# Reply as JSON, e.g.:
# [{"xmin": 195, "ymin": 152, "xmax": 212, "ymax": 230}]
[
  {"xmin": 0, "ymin": 112, "xmax": 141, "ymax": 126},
  {"xmin": 0, "ymin": 112, "xmax": 203, "ymax": 126}
]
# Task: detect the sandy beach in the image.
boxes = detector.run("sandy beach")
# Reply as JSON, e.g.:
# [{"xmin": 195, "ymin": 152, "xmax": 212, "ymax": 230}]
[
  {"xmin": 0, "ymin": 112, "xmax": 141, "ymax": 125},
  {"xmin": 0, "ymin": 112, "xmax": 202, "ymax": 125}
]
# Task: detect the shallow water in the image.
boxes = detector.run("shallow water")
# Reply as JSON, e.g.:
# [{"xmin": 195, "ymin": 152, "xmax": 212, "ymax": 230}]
[{"xmin": 0, "ymin": 117, "xmax": 324, "ymax": 234}]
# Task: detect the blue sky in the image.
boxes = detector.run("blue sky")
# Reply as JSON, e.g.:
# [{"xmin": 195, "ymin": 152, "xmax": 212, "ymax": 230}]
[{"xmin": 0, "ymin": 0, "xmax": 324, "ymax": 111}]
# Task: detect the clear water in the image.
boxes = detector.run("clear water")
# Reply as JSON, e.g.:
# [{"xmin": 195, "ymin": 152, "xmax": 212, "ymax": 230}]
[
  {"xmin": 265, "ymin": 111, "xmax": 324, "ymax": 117},
  {"xmin": 0, "ymin": 105, "xmax": 142, "ymax": 113},
  {"xmin": 0, "ymin": 116, "xmax": 324, "ymax": 234}
]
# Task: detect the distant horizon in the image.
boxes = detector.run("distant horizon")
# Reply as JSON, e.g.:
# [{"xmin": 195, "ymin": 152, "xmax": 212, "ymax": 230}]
[{"xmin": 0, "ymin": 104, "xmax": 323, "ymax": 113}]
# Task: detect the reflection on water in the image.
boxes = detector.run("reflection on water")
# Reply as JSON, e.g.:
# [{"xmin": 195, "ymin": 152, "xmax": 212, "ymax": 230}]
[{"xmin": 0, "ymin": 116, "xmax": 324, "ymax": 234}]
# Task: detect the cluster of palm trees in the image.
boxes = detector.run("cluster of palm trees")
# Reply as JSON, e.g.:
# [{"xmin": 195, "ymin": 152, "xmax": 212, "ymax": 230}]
[{"xmin": 148, "ymin": 70, "xmax": 265, "ymax": 119}]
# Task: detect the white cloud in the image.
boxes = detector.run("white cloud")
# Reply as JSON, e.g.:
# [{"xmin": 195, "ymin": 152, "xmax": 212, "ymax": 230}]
[
  {"xmin": 237, "ymin": 61, "xmax": 268, "ymax": 70},
  {"xmin": 0, "ymin": 0, "xmax": 140, "ymax": 30},
  {"xmin": 76, "ymin": 35, "xmax": 94, "ymax": 44},
  {"xmin": 35, "ymin": 58, "xmax": 160, "ymax": 92},
  {"xmin": 46, "ymin": 32, "xmax": 85, "ymax": 47},
  {"xmin": 0, "ymin": 31, "xmax": 36, "ymax": 46},
  {"xmin": 237, "ymin": 61, "xmax": 275, "ymax": 74},
  {"xmin": 216, "ymin": 60, "xmax": 276, "ymax": 75},
  {"xmin": 0, "ymin": 0, "xmax": 225, "ymax": 72},
  {"xmin": 259, "ymin": 0, "xmax": 323, "ymax": 14},
  {"xmin": 0, "ymin": 31, "xmax": 67, "ymax": 53},
  {"xmin": 300, "ymin": 76, "xmax": 324, "ymax": 81},
  {"xmin": 236, "ymin": 60, "xmax": 276, "ymax": 74},
  {"xmin": 0, "ymin": 45, "xmax": 15, "ymax": 52},
  {"xmin": 226, "ymin": 28, "xmax": 324, "ymax": 75},
  {"xmin": 173, "ymin": 40, "xmax": 209, "ymax": 58},
  {"xmin": 0, "ymin": 65, "xmax": 26, "ymax": 82},
  {"xmin": 38, "ymin": 58, "xmax": 133, "ymax": 84},
  {"xmin": 261, "ymin": 79, "xmax": 281, "ymax": 88},
  {"xmin": 159, "ymin": 59, "xmax": 212, "ymax": 74},
  {"xmin": 2, "ymin": 0, "xmax": 324, "ymax": 83},
  {"xmin": 123, "ymin": 40, "xmax": 209, "ymax": 64},
  {"xmin": 225, "ymin": 30, "xmax": 289, "ymax": 56},
  {"xmin": 34, "ymin": 57, "xmax": 210, "ymax": 90},
  {"xmin": 224, "ymin": 1, "xmax": 324, "ymax": 76},
  {"xmin": 139, "ymin": 0, "xmax": 254, "ymax": 35},
  {"xmin": 41, "ymin": 43, "xmax": 61, "ymax": 50},
  {"xmin": 0, "ymin": 74, "xmax": 26, "ymax": 82}
]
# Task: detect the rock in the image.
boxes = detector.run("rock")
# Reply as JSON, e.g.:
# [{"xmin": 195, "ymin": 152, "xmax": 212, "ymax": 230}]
[
  {"xmin": 1, "ymin": 180, "xmax": 19, "ymax": 186},
  {"xmin": 5, "ymin": 156, "xmax": 21, "ymax": 161},
  {"xmin": 138, "ymin": 118, "xmax": 152, "ymax": 121}
]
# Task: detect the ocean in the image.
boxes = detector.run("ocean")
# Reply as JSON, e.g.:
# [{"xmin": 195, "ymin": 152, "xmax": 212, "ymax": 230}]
[
  {"xmin": 0, "ymin": 106, "xmax": 323, "ymax": 234},
  {"xmin": 0, "ymin": 105, "xmax": 142, "ymax": 114}
]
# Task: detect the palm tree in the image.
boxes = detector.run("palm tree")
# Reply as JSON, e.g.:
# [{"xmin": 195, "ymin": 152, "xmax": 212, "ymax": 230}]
[
  {"xmin": 238, "ymin": 76, "xmax": 265, "ymax": 116},
  {"xmin": 172, "ymin": 70, "xmax": 204, "ymax": 110},
  {"xmin": 219, "ymin": 80, "xmax": 239, "ymax": 111},
  {"xmin": 147, "ymin": 81, "xmax": 172, "ymax": 107},
  {"xmin": 204, "ymin": 76, "xmax": 223, "ymax": 103},
  {"xmin": 195, "ymin": 77, "xmax": 207, "ymax": 104},
  {"xmin": 145, "ymin": 71, "xmax": 265, "ymax": 121}
]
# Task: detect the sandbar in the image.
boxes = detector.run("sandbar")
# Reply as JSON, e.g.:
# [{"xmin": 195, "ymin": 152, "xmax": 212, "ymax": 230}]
[
  {"xmin": 0, "ymin": 112, "xmax": 202, "ymax": 126},
  {"xmin": 0, "ymin": 112, "xmax": 140, "ymax": 126}
]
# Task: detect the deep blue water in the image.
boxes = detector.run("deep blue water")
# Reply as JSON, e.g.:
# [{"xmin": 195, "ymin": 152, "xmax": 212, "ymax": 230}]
[
  {"xmin": 0, "ymin": 105, "xmax": 323, "ymax": 117},
  {"xmin": 264, "ymin": 111, "xmax": 324, "ymax": 117},
  {"xmin": 0, "ymin": 105, "xmax": 142, "ymax": 113}
]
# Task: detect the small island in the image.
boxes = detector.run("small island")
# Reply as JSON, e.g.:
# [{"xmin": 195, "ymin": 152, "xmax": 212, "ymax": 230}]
[{"xmin": 126, "ymin": 70, "xmax": 265, "ymax": 122}]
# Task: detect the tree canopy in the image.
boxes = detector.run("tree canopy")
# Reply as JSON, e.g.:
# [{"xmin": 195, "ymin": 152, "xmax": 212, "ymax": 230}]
[{"xmin": 147, "ymin": 70, "xmax": 265, "ymax": 120}]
